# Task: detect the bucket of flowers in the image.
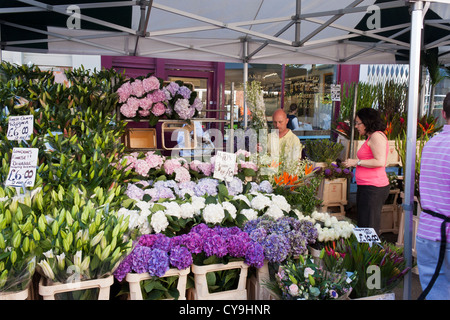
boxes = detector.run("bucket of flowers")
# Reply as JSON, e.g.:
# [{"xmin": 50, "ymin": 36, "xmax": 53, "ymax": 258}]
[
  {"xmin": 267, "ymin": 254, "xmax": 357, "ymax": 300},
  {"xmin": 0, "ymin": 188, "xmax": 38, "ymax": 300},
  {"xmin": 36, "ymin": 185, "xmax": 133, "ymax": 300}
]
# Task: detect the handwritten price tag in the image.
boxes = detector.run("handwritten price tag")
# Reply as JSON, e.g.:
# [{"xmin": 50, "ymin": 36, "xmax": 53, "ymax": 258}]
[
  {"xmin": 331, "ymin": 84, "xmax": 341, "ymax": 102},
  {"xmin": 5, "ymin": 148, "xmax": 39, "ymax": 187},
  {"xmin": 352, "ymin": 228, "xmax": 381, "ymax": 244},
  {"xmin": 213, "ymin": 151, "xmax": 236, "ymax": 182},
  {"xmin": 7, "ymin": 115, "xmax": 34, "ymax": 141}
]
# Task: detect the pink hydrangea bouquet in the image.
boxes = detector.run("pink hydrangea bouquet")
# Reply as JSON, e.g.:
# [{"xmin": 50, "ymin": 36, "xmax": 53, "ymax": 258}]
[{"xmin": 117, "ymin": 75, "xmax": 203, "ymax": 126}]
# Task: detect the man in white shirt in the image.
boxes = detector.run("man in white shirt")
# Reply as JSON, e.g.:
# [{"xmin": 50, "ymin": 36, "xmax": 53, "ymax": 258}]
[{"xmin": 267, "ymin": 108, "xmax": 302, "ymax": 164}]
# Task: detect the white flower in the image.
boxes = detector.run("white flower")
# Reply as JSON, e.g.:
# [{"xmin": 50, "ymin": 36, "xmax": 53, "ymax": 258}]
[
  {"xmin": 304, "ymin": 267, "xmax": 315, "ymax": 278},
  {"xmin": 270, "ymin": 194, "xmax": 291, "ymax": 212},
  {"xmin": 240, "ymin": 208, "xmax": 258, "ymax": 221},
  {"xmin": 73, "ymin": 250, "xmax": 82, "ymax": 267},
  {"xmin": 250, "ymin": 194, "xmax": 271, "ymax": 211},
  {"xmin": 56, "ymin": 253, "xmax": 65, "ymax": 270},
  {"xmin": 135, "ymin": 200, "xmax": 153, "ymax": 211},
  {"xmin": 203, "ymin": 203, "xmax": 225, "ymax": 224},
  {"xmin": 43, "ymin": 249, "xmax": 54, "ymax": 259},
  {"xmin": 264, "ymin": 205, "xmax": 284, "ymax": 220},
  {"xmin": 38, "ymin": 260, "xmax": 55, "ymax": 280},
  {"xmin": 222, "ymin": 202, "xmax": 237, "ymax": 219},
  {"xmin": 180, "ymin": 202, "xmax": 195, "ymax": 219},
  {"xmin": 162, "ymin": 201, "xmax": 181, "ymax": 218},
  {"xmin": 232, "ymin": 194, "xmax": 251, "ymax": 206},
  {"xmin": 150, "ymin": 211, "xmax": 169, "ymax": 233},
  {"xmin": 191, "ymin": 196, "xmax": 206, "ymax": 215}
]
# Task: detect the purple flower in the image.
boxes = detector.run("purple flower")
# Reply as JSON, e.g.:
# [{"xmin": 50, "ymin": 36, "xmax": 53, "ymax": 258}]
[
  {"xmin": 131, "ymin": 246, "xmax": 153, "ymax": 274},
  {"xmin": 179, "ymin": 232, "xmax": 203, "ymax": 254},
  {"xmin": 245, "ymin": 242, "xmax": 265, "ymax": 268},
  {"xmin": 194, "ymin": 178, "xmax": 219, "ymax": 197},
  {"xmin": 152, "ymin": 233, "xmax": 172, "ymax": 252},
  {"xmin": 165, "ymin": 82, "xmax": 180, "ymax": 97},
  {"xmin": 258, "ymin": 180, "xmax": 273, "ymax": 193},
  {"xmin": 114, "ymin": 255, "xmax": 132, "ymax": 281},
  {"xmin": 226, "ymin": 234, "xmax": 249, "ymax": 258},
  {"xmin": 169, "ymin": 245, "xmax": 193, "ymax": 270},
  {"xmin": 138, "ymin": 234, "xmax": 157, "ymax": 247},
  {"xmin": 227, "ymin": 177, "xmax": 243, "ymax": 196},
  {"xmin": 262, "ymin": 233, "xmax": 290, "ymax": 263},
  {"xmin": 324, "ymin": 169, "xmax": 332, "ymax": 177},
  {"xmin": 249, "ymin": 228, "xmax": 267, "ymax": 244},
  {"xmin": 203, "ymin": 234, "xmax": 228, "ymax": 258},
  {"xmin": 147, "ymin": 248, "xmax": 170, "ymax": 277},
  {"xmin": 177, "ymin": 86, "xmax": 192, "ymax": 99}
]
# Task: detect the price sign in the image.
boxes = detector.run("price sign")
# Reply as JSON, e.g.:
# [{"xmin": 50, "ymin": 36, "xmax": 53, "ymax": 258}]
[
  {"xmin": 5, "ymin": 148, "xmax": 39, "ymax": 187},
  {"xmin": 352, "ymin": 228, "xmax": 381, "ymax": 244},
  {"xmin": 331, "ymin": 84, "xmax": 341, "ymax": 102},
  {"xmin": 7, "ymin": 115, "xmax": 34, "ymax": 141},
  {"xmin": 213, "ymin": 151, "xmax": 236, "ymax": 182}
]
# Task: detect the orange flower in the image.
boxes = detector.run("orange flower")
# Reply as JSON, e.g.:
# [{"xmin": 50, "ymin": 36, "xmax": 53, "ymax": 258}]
[
  {"xmin": 304, "ymin": 163, "xmax": 314, "ymax": 175},
  {"xmin": 384, "ymin": 122, "xmax": 392, "ymax": 135},
  {"xmin": 269, "ymin": 160, "xmax": 281, "ymax": 168}
]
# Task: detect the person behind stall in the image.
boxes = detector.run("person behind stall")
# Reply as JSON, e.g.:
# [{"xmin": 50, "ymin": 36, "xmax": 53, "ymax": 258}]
[
  {"xmin": 343, "ymin": 107, "xmax": 390, "ymax": 234},
  {"xmin": 267, "ymin": 108, "xmax": 302, "ymax": 164},
  {"xmin": 287, "ymin": 103, "xmax": 300, "ymax": 130},
  {"xmin": 416, "ymin": 92, "xmax": 450, "ymax": 300}
]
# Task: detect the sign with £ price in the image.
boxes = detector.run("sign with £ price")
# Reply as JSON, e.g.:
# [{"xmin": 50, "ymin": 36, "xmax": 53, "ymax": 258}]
[
  {"xmin": 7, "ymin": 115, "xmax": 34, "ymax": 141},
  {"xmin": 330, "ymin": 84, "xmax": 341, "ymax": 102},
  {"xmin": 5, "ymin": 148, "xmax": 39, "ymax": 187},
  {"xmin": 352, "ymin": 228, "xmax": 381, "ymax": 244},
  {"xmin": 213, "ymin": 151, "xmax": 236, "ymax": 182}
]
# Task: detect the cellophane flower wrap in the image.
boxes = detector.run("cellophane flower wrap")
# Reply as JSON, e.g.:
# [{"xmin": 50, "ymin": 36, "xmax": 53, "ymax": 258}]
[
  {"xmin": 0, "ymin": 189, "xmax": 37, "ymax": 293},
  {"xmin": 272, "ymin": 255, "xmax": 357, "ymax": 300}
]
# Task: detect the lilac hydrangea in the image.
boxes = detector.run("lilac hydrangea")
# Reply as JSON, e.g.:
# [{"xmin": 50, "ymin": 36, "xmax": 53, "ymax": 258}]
[
  {"xmin": 169, "ymin": 245, "xmax": 193, "ymax": 270},
  {"xmin": 131, "ymin": 246, "xmax": 153, "ymax": 274},
  {"xmin": 194, "ymin": 178, "xmax": 219, "ymax": 197},
  {"xmin": 147, "ymin": 248, "xmax": 170, "ymax": 277},
  {"xmin": 245, "ymin": 241, "xmax": 265, "ymax": 268},
  {"xmin": 113, "ymin": 254, "xmax": 132, "ymax": 281},
  {"xmin": 203, "ymin": 234, "xmax": 228, "ymax": 258},
  {"xmin": 263, "ymin": 233, "xmax": 290, "ymax": 263}
]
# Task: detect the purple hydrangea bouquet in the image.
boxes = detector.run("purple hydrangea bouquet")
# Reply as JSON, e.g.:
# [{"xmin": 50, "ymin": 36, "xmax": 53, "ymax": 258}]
[
  {"xmin": 114, "ymin": 224, "xmax": 265, "ymax": 298},
  {"xmin": 243, "ymin": 216, "xmax": 318, "ymax": 263}
]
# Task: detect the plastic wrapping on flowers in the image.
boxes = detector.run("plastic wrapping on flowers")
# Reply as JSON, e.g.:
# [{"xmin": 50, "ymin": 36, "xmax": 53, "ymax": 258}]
[{"xmin": 0, "ymin": 189, "xmax": 38, "ymax": 293}]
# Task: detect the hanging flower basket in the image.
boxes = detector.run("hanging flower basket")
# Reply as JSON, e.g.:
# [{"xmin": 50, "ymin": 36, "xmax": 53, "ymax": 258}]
[
  {"xmin": 125, "ymin": 267, "xmax": 190, "ymax": 300},
  {"xmin": 38, "ymin": 275, "xmax": 114, "ymax": 300}
]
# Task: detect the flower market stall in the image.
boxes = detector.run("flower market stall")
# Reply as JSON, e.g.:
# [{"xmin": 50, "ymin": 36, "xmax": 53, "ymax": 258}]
[{"xmin": 0, "ymin": 63, "xmax": 411, "ymax": 301}]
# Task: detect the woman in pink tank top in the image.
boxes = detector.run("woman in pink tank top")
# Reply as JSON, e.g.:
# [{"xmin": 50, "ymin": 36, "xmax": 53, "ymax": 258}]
[{"xmin": 343, "ymin": 108, "xmax": 390, "ymax": 234}]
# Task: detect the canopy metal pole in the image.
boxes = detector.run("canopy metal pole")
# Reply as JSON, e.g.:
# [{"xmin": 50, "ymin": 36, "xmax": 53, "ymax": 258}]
[
  {"xmin": 403, "ymin": 0, "xmax": 424, "ymax": 301},
  {"xmin": 243, "ymin": 40, "xmax": 249, "ymax": 129}
]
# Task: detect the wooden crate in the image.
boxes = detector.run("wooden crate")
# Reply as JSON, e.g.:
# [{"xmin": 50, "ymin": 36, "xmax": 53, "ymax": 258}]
[
  {"xmin": 125, "ymin": 128, "xmax": 157, "ymax": 149},
  {"xmin": 318, "ymin": 178, "xmax": 348, "ymax": 216},
  {"xmin": 0, "ymin": 286, "xmax": 29, "ymax": 300}
]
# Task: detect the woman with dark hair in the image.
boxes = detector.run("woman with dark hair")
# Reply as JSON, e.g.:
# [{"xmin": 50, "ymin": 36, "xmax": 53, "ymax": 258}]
[
  {"xmin": 343, "ymin": 107, "xmax": 390, "ymax": 233},
  {"xmin": 287, "ymin": 103, "xmax": 300, "ymax": 130}
]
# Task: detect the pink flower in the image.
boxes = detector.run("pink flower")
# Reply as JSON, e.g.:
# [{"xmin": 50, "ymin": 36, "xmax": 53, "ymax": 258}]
[
  {"xmin": 151, "ymin": 102, "xmax": 166, "ymax": 117},
  {"xmin": 126, "ymin": 97, "xmax": 140, "ymax": 110},
  {"xmin": 163, "ymin": 158, "xmax": 182, "ymax": 175},
  {"xmin": 131, "ymin": 79, "xmax": 145, "ymax": 97},
  {"xmin": 142, "ymin": 76, "xmax": 160, "ymax": 92},
  {"xmin": 145, "ymin": 151, "xmax": 165, "ymax": 169},
  {"xmin": 174, "ymin": 166, "xmax": 191, "ymax": 183},
  {"xmin": 139, "ymin": 109, "xmax": 150, "ymax": 117},
  {"xmin": 240, "ymin": 161, "xmax": 258, "ymax": 172},
  {"xmin": 134, "ymin": 159, "xmax": 151, "ymax": 177},
  {"xmin": 192, "ymin": 97, "xmax": 203, "ymax": 111},
  {"xmin": 288, "ymin": 284, "xmax": 299, "ymax": 296},
  {"xmin": 120, "ymin": 103, "xmax": 137, "ymax": 118},
  {"xmin": 139, "ymin": 96, "xmax": 153, "ymax": 110},
  {"xmin": 117, "ymin": 82, "xmax": 132, "ymax": 103},
  {"xmin": 150, "ymin": 90, "xmax": 167, "ymax": 103},
  {"xmin": 189, "ymin": 160, "xmax": 202, "ymax": 172},
  {"xmin": 197, "ymin": 162, "xmax": 213, "ymax": 176}
]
